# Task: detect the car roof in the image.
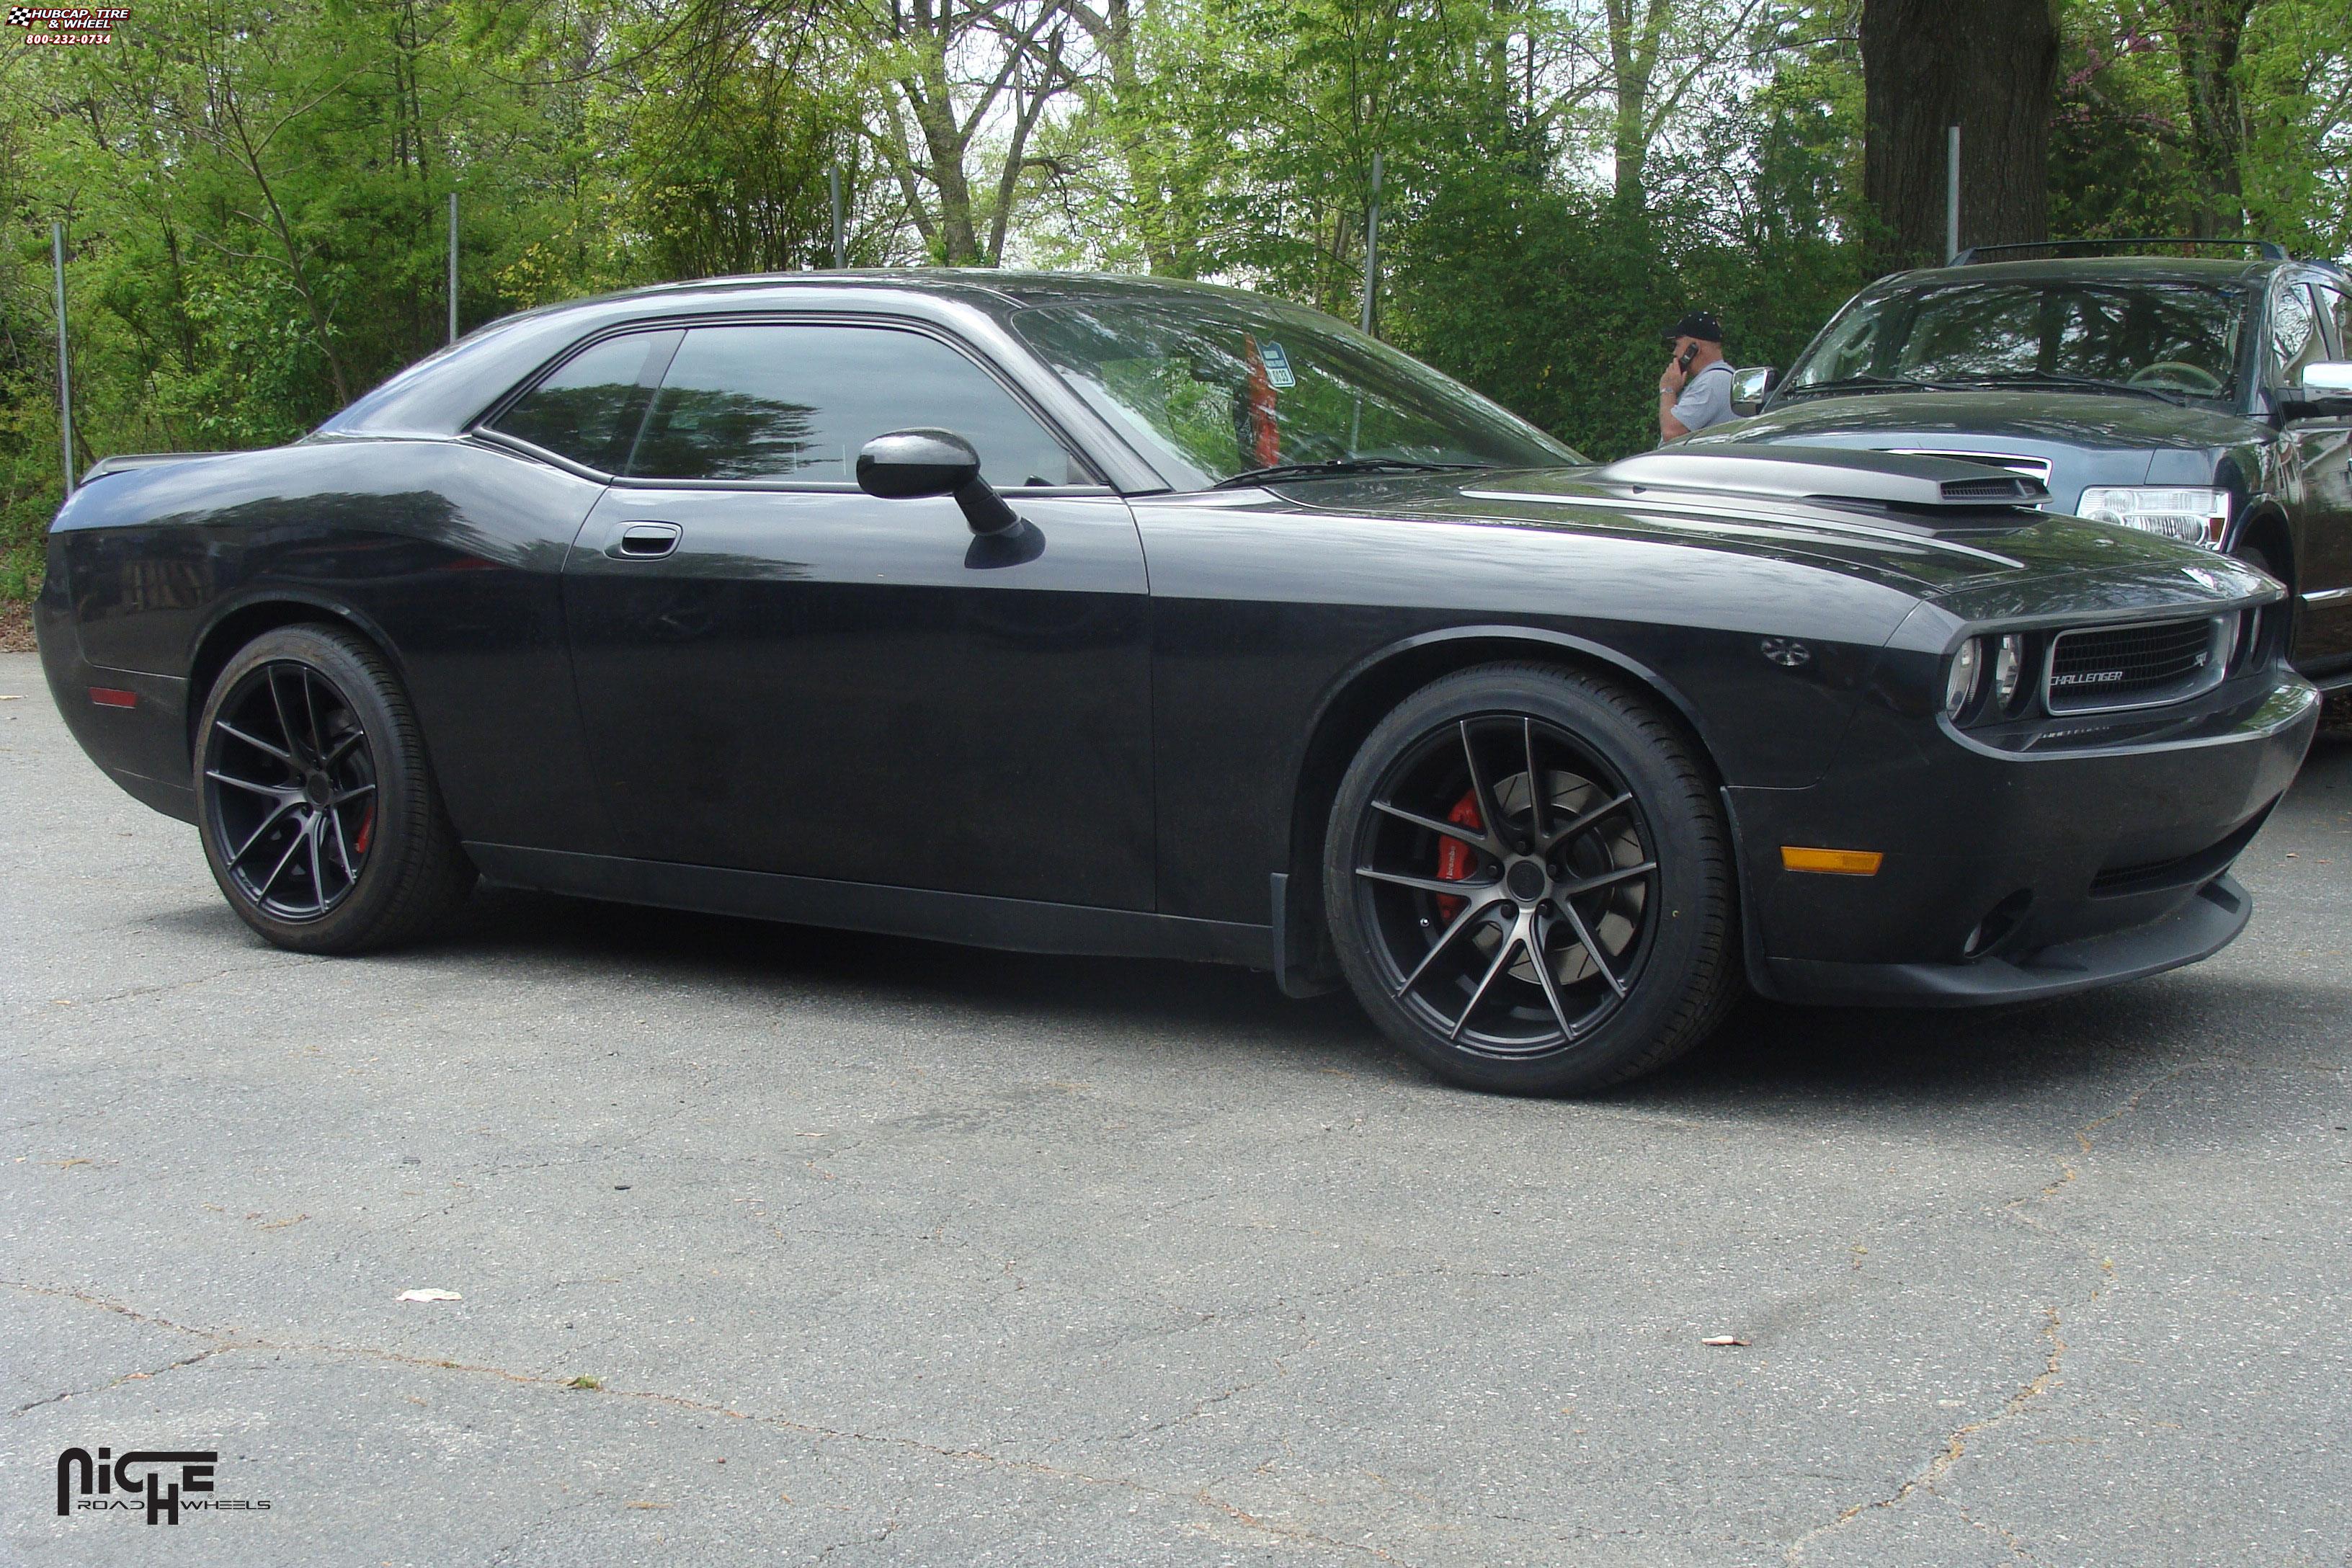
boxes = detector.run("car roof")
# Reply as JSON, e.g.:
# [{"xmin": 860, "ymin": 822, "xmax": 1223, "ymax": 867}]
[
  {"xmin": 514, "ymin": 267, "xmax": 1310, "ymax": 321},
  {"xmin": 1876, "ymin": 256, "xmax": 2280, "ymax": 290}
]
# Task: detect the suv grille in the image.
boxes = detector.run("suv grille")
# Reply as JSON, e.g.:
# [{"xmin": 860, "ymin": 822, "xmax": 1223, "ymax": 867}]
[{"xmin": 2044, "ymin": 617, "xmax": 2222, "ymax": 713}]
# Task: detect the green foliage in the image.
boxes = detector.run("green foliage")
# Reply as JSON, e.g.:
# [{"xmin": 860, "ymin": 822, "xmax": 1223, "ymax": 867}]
[{"xmin": 0, "ymin": 0, "xmax": 2345, "ymax": 612}]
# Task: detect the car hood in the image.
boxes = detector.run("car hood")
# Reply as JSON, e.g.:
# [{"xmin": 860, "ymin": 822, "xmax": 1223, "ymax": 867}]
[
  {"xmin": 1279, "ymin": 466, "xmax": 2278, "ymax": 612},
  {"xmin": 1711, "ymin": 390, "xmax": 2264, "ymax": 453}
]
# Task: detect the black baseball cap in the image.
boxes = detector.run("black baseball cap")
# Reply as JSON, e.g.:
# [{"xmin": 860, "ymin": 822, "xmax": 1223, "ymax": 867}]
[{"xmin": 1662, "ymin": 311, "xmax": 1723, "ymax": 344}]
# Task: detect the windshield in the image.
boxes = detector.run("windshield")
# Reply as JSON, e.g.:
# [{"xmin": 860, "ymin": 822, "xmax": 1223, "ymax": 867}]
[
  {"xmin": 1009, "ymin": 295, "xmax": 1582, "ymax": 489},
  {"xmin": 1785, "ymin": 280, "xmax": 2249, "ymax": 401}
]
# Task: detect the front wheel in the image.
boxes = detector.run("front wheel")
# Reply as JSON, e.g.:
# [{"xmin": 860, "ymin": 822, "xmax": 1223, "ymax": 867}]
[
  {"xmin": 1324, "ymin": 664, "xmax": 1739, "ymax": 1095},
  {"xmin": 195, "ymin": 624, "xmax": 475, "ymax": 953}
]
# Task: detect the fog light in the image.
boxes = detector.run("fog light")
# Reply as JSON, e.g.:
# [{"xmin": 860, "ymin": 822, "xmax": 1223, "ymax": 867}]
[{"xmin": 1943, "ymin": 638, "xmax": 1982, "ymax": 720}]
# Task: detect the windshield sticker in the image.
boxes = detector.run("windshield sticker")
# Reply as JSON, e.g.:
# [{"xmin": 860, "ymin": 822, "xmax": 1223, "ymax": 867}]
[{"xmin": 1260, "ymin": 341, "xmax": 1296, "ymax": 389}]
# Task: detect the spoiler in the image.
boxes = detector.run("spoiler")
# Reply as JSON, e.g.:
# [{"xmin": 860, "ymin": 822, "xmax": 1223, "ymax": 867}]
[
  {"xmin": 1597, "ymin": 446, "xmax": 2050, "ymax": 509},
  {"xmin": 78, "ymin": 451, "xmax": 239, "ymax": 485}
]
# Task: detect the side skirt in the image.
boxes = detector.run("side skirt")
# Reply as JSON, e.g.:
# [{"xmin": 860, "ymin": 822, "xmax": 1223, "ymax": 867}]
[{"xmin": 463, "ymin": 843, "xmax": 1275, "ymax": 970}]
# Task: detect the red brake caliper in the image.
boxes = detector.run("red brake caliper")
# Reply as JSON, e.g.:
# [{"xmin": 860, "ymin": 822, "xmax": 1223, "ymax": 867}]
[
  {"xmin": 353, "ymin": 806, "xmax": 375, "ymax": 856},
  {"xmin": 1433, "ymin": 790, "xmax": 1482, "ymax": 922}
]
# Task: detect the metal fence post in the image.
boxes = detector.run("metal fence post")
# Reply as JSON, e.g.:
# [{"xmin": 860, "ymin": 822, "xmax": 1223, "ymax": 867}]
[
  {"xmin": 1360, "ymin": 151, "xmax": 1384, "ymax": 337},
  {"xmin": 447, "ymin": 191, "xmax": 460, "ymax": 344},
  {"xmin": 53, "ymin": 221, "xmax": 74, "ymax": 494},
  {"xmin": 829, "ymin": 164, "xmax": 845, "ymax": 270},
  {"xmin": 1946, "ymin": 125, "xmax": 1961, "ymax": 262}
]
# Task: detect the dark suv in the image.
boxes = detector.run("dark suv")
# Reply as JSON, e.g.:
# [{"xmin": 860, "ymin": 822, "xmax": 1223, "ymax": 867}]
[{"xmin": 1702, "ymin": 241, "xmax": 2352, "ymax": 690}]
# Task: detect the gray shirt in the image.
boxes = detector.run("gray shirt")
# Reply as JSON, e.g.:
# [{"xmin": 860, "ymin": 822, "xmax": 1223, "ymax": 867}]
[{"xmin": 1670, "ymin": 360, "xmax": 1737, "ymax": 434}]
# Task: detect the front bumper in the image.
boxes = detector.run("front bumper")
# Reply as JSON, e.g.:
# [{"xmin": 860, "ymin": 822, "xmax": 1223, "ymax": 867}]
[{"xmin": 1730, "ymin": 674, "xmax": 2317, "ymax": 1007}]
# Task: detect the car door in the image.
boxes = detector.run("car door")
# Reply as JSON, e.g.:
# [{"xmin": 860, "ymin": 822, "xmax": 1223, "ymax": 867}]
[
  {"xmin": 2297, "ymin": 280, "xmax": 2352, "ymax": 664},
  {"xmin": 559, "ymin": 318, "xmax": 1157, "ymax": 911}
]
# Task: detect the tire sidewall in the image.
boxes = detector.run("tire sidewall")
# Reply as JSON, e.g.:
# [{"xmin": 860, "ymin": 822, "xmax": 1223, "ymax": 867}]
[
  {"xmin": 1324, "ymin": 667, "xmax": 1726, "ymax": 1095},
  {"xmin": 195, "ymin": 625, "xmax": 426, "ymax": 953}
]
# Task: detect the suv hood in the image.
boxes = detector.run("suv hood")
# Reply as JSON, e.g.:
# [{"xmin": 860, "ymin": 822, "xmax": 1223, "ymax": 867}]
[{"xmin": 1712, "ymin": 390, "xmax": 2265, "ymax": 453}]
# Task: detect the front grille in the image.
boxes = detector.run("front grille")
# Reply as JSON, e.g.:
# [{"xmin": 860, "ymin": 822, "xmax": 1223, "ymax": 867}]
[{"xmin": 2044, "ymin": 617, "xmax": 2222, "ymax": 713}]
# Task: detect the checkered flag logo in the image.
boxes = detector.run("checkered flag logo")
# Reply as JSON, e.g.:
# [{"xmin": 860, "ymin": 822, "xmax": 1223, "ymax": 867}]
[{"xmin": 6, "ymin": 9, "xmax": 34, "ymax": 25}]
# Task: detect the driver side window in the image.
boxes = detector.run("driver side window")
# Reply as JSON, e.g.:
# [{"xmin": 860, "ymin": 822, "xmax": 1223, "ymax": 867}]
[{"xmin": 626, "ymin": 323, "xmax": 1100, "ymax": 489}]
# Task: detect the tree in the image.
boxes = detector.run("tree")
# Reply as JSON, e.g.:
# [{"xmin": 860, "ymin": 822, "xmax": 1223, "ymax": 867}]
[{"xmin": 1859, "ymin": 0, "xmax": 2059, "ymax": 262}]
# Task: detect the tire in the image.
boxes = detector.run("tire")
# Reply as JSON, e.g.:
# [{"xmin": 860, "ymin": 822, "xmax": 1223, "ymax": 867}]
[
  {"xmin": 193, "ymin": 623, "xmax": 475, "ymax": 953},
  {"xmin": 1323, "ymin": 662, "xmax": 1739, "ymax": 1095}
]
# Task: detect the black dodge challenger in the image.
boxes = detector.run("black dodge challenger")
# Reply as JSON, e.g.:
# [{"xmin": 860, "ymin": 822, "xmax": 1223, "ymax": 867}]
[{"xmin": 37, "ymin": 272, "xmax": 2320, "ymax": 1093}]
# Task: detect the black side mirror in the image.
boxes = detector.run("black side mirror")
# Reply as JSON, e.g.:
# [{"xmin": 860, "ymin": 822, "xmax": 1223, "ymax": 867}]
[{"xmin": 855, "ymin": 429, "xmax": 1020, "ymax": 535}]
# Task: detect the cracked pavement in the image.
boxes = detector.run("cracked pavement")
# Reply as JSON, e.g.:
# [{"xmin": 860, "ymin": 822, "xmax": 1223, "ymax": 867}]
[{"xmin": 3, "ymin": 650, "xmax": 2349, "ymax": 1567}]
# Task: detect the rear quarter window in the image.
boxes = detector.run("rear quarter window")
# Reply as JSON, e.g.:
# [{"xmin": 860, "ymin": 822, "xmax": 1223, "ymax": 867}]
[{"xmin": 489, "ymin": 331, "xmax": 680, "ymax": 471}]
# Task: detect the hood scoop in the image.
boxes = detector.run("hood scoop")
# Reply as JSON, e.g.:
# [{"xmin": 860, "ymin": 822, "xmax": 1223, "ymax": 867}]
[{"xmin": 1596, "ymin": 445, "xmax": 2051, "ymax": 512}]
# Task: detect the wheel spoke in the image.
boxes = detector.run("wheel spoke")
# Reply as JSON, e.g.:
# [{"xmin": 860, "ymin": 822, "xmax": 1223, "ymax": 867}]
[
  {"xmin": 1541, "ymin": 791, "xmax": 1634, "ymax": 854},
  {"xmin": 1391, "ymin": 889, "xmax": 1507, "ymax": 999},
  {"xmin": 1521, "ymin": 718, "xmax": 1548, "ymax": 844},
  {"xmin": 298, "ymin": 668, "xmax": 328, "ymax": 761},
  {"xmin": 305, "ymin": 812, "xmax": 329, "ymax": 914},
  {"xmin": 319, "ymin": 728, "xmax": 366, "ymax": 768},
  {"xmin": 329, "ymin": 782, "xmax": 377, "ymax": 807},
  {"xmin": 1448, "ymin": 924, "xmax": 1520, "ymax": 1042},
  {"xmin": 1370, "ymin": 798, "xmax": 1494, "ymax": 857},
  {"xmin": 205, "ymin": 769, "xmax": 292, "ymax": 801},
  {"xmin": 1459, "ymin": 720, "xmax": 1514, "ymax": 853},
  {"xmin": 1357, "ymin": 864, "xmax": 1498, "ymax": 896},
  {"xmin": 254, "ymin": 816, "xmax": 310, "ymax": 900},
  {"xmin": 1555, "ymin": 860, "xmax": 1657, "ymax": 900},
  {"xmin": 1526, "ymin": 910, "xmax": 1582, "ymax": 1041},
  {"xmin": 328, "ymin": 801, "xmax": 358, "ymax": 882},
  {"xmin": 1553, "ymin": 894, "xmax": 1627, "ymax": 997},
  {"xmin": 228, "ymin": 799, "xmax": 300, "ymax": 865},
  {"xmin": 214, "ymin": 721, "xmax": 293, "ymax": 767},
  {"xmin": 267, "ymin": 668, "xmax": 309, "ymax": 765}
]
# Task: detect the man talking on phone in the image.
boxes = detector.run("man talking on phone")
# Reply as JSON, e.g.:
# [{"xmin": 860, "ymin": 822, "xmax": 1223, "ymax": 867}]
[{"xmin": 1657, "ymin": 310, "xmax": 1735, "ymax": 443}]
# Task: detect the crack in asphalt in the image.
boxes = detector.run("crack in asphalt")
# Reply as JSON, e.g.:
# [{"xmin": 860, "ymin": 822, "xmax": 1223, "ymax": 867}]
[
  {"xmin": 5, "ymin": 1279, "xmax": 1413, "ymax": 1562},
  {"xmin": 1783, "ymin": 1306, "xmax": 2067, "ymax": 1565},
  {"xmin": 12, "ymin": 1344, "xmax": 229, "ymax": 1415},
  {"xmin": 1781, "ymin": 1055, "xmax": 2212, "ymax": 1565}
]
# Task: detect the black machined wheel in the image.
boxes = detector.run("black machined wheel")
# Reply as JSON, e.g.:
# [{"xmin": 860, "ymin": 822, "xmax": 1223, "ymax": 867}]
[
  {"xmin": 203, "ymin": 661, "xmax": 379, "ymax": 922},
  {"xmin": 1324, "ymin": 663, "xmax": 1738, "ymax": 1095},
  {"xmin": 1353, "ymin": 713, "xmax": 1659, "ymax": 1058},
  {"xmin": 195, "ymin": 624, "xmax": 476, "ymax": 953}
]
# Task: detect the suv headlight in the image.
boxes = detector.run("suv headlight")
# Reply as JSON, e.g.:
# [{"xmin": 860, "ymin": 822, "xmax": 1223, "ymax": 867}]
[{"xmin": 2077, "ymin": 486, "xmax": 2229, "ymax": 548}]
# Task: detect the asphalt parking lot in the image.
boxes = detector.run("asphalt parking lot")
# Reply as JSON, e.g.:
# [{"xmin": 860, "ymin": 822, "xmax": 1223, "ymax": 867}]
[{"xmin": 4, "ymin": 649, "xmax": 2348, "ymax": 1568}]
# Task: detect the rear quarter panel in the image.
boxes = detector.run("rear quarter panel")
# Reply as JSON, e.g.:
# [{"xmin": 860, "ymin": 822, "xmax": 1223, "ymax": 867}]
[{"xmin": 48, "ymin": 437, "xmax": 615, "ymax": 852}]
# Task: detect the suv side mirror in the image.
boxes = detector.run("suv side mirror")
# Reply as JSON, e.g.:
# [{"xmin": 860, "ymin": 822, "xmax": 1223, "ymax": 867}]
[
  {"xmin": 1729, "ymin": 365, "xmax": 1776, "ymax": 417},
  {"xmin": 2284, "ymin": 362, "xmax": 2352, "ymax": 422},
  {"xmin": 856, "ymin": 428, "xmax": 1020, "ymax": 535}
]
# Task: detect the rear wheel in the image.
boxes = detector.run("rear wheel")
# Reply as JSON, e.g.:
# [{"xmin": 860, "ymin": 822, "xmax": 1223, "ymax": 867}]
[
  {"xmin": 1324, "ymin": 664, "xmax": 1738, "ymax": 1095},
  {"xmin": 195, "ymin": 625, "xmax": 474, "ymax": 953}
]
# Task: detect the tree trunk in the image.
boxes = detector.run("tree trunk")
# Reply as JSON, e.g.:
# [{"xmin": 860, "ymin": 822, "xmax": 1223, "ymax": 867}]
[
  {"xmin": 2165, "ymin": 0, "xmax": 2255, "ymax": 236},
  {"xmin": 1861, "ymin": 0, "xmax": 2059, "ymax": 264}
]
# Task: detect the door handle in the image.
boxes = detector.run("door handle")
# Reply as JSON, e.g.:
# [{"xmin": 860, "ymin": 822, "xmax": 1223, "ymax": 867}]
[{"xmin": 607, "ymin": 521, "xmax": 682, "ymax": 559}]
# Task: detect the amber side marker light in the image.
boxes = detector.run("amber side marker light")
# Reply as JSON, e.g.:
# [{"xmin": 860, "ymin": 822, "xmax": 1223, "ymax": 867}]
[
  {"xmin": 88, "ymin": 687, "xmax": 138, "ymax": 709},
  {"xmin": 1781, "ymin": 846, "xmax": 1883, "ymax": 876}
]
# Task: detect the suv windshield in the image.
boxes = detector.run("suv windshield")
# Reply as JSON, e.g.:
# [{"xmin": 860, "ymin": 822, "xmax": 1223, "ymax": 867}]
[
  {"xmin": 1784, "ymin": 280, "xmax": 2249, "ymax": 401},
  {"xmin": 1009, "ymin": 295, "xmax": 1582, "ymax": 489}
]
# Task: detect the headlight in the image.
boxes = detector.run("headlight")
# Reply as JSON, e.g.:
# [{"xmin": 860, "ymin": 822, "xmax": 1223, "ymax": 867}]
[
  {"xmin": 2077, "ymin": 486, "xmax": 2229, "ymax": 548},
  {"xmin": 1992, "ymin": 633, "xmax": 2024, "ymax": 709},
  {"xmin": 1944, "ymin": 638, "xmax": 1983, "ymax": 719}
]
